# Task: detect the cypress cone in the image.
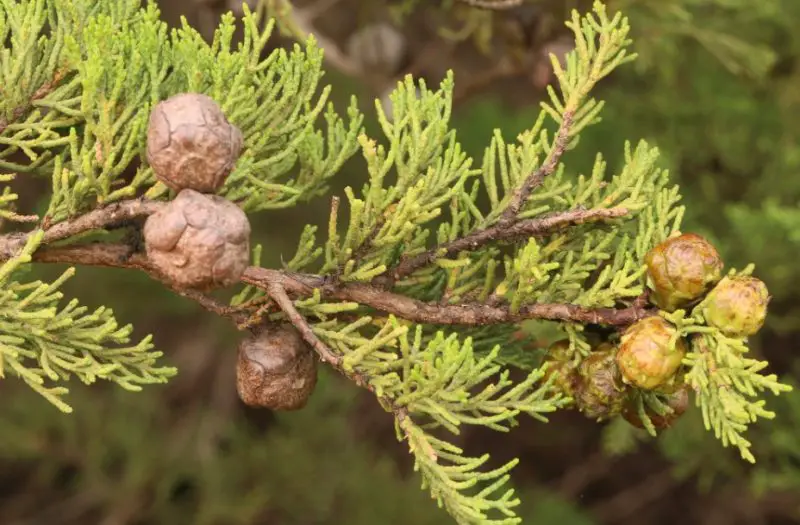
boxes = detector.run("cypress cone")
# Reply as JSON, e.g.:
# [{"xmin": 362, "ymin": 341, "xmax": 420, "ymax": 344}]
[
  {"xmin": 622, "ymin": 383, "xmax": 690, "ymax": 430},
  {"xmin": 147, "ymin": 92, "xmax": 243, "ymax": 193},
  {"xmin": 703, "ymin": 275, "xmax": 769, "ymax": 337},
  {"xmin": 616, "ymin": 316, "xmax": 687, "ymax": 390},
  {"xmin": 236, "ymin": 323, "xmax": 318, "ymax": 411},
  {"xmin": 645, "ymin": 233, "xmax": 723, "ymax": 312},
  {"xmin": 143, "ymin": 189, "xmax": 251, "ymax": 290},
  {"xmin": 574, "ymin": 343, "xmax": 628, "ymax": 421}
]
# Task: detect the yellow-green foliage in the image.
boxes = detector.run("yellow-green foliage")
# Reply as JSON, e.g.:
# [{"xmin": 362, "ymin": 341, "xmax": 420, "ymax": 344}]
[{"xmin": 0, "ymin": 1, "xmax": 793, "ymax": 524}]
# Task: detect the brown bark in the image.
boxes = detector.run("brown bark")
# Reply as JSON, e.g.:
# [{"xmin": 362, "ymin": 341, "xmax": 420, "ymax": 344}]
[{"xmin": 30, "ymin": 243, "xmax": 654, "ymax": 328}]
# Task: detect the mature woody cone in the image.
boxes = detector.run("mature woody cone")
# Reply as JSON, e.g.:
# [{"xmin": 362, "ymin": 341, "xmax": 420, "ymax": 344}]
[
  {"xmin": 574, "ymin": 344, "xmax": 628, "ymax": 421},
  {"xmin": 236, "ymin": 323, "xmax": 318, "ymax": 411},
  {"xmin": 542, "ymin": 339, "xmax": 578, "ymax": 403},
  {"xmin": 703, "ymin": 275, "xmax": 769, "ymax": 337},
  {"xmin": 616, "ymin": 316, "xmax": 687, "ymax": 390},
  {"xmin": 143, "ymin": 189, "xmax": 250, "ymax": 290},
  {"xmin": 645, "ymin": 233, "xmax": 724, "ymax": 312},
  {"xmin": 621, "ymin": 383, "xmax": 690, "ymax": 430},
  {"xmin": 146, "ymin": 92, "xmax": 243, "ymax": 193}
]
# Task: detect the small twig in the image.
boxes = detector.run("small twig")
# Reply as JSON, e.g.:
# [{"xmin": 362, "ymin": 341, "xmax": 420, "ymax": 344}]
[
  {"xmin": 235, "ymin": 297, "xmax": 278, "ymax": 330},
  {"xmin": 372, "ymin": 109, "xmax": 577, "ymax": 288},
  {"xmin": 244, "ymin": 267, "xmax": 654, "ymax": 327},
  {"xmin": 2, "ymin": 212, "xmax": 41, "ymax": 223},
  {"xmin": 499, "ymin": 111, "xmax": 574, "ymax": 225},
  {"xmin": 266, "ymin": 276, "xmax": 409, "ymax": 424},
  {"xmin": 39, "ymin": 199, "xmax": 164, "ymax": 242},
  {"xmin": 0, "ymin": 181, "xmax": 644, "ymax": 332},
  {"xmin": 0, "ymin": 68, "xmax": 68, "ymax": 135},
  {"xmin": 266, "ymin": 280, "xmax": 343, "ymax": 366},
  {"xmin": 0, "ymin": 198, "xmax": 165, "ymax": 258},
  {"xmin": 385, "ymin": 206, "xmax": 629, "ymax": 285},
  {"xmin": 167, "ymin": 286, "xmax": 249, "ymax": 325},
  {"xmin": 31, "ymin": 243, "xmax": 248, "ymax": 325}
]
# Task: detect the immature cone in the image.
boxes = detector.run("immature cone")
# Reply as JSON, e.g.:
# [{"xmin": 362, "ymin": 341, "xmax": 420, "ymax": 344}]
[
  {"xmin": 236, "ymin": 323, "xmax": 318, "ymax": 410},
  {"xmin": 574, "ymin": 344, "xmax": 627, "ymax": 421},
  {"xmin": 146, "ymin": 92, "xmax": 243, "ymax": 193},
  {"xmin": 645, "ymin": 233, "xmax": 724, "ymax": 312},
  {"xmin": 616, "ymin": 316, "xmax": 687, "ymax": 390},
  {"xmin": 542, "ymin": 340, "xmax": 578, "ymax": 402},
  {"xmin": 622, "ymin": 384, "xmax": 690, "ymax": 430},
  {"xmin": 703, "ymin": 276, "xmax": 769, "ymax": 337},
  {"xmin": 144, "ymin": 189, "xmax": 250, "ymax": 290}
]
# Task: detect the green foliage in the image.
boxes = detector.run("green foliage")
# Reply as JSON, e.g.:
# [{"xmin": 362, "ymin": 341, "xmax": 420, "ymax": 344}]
[
  {"xmin": 0, "ymin": 229, "xmax": 174, "ymax": 412},
  {"xmin": 283, "ymin": 1, "xmax": 680, "ymax": 317},
  {"xmin": 254, "ymin": 1, "xmax": 789, "ymax": 521},
  {"xmin": 661, "ymin": 270, "xmax": 792, "ymax": 463},
  {"xmin": 574, "ymin": 0, "xmax": 800, "ymax": 332},
  {"xmin": 2, "ymin": 0, "xmax": 362, "ymax": 221},
  {"xmin": 2, "ymin": 0, "xmax": 796, "ymax": 524},
  {"xmin": 435, "ymin": 0, "xmax": 800, "ymax": 500},
  {"xmin": 0, "ymin": 369, "xmax": 598, "ymax": 524},
  {"xmin": 1, "ymin": 0, "xmax": 361, "ymax": 407}
]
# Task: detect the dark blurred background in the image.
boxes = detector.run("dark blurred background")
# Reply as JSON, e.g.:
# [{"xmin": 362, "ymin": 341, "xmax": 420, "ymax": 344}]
[{"xmin": 2, "ymin": 1, "xmax": 800, "ymax": 524}]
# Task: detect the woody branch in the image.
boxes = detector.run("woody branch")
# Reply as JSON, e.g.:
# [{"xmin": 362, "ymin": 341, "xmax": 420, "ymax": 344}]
[{"xmin": 0, "ymin": 183, "xmax": 651, "ymax": 329}]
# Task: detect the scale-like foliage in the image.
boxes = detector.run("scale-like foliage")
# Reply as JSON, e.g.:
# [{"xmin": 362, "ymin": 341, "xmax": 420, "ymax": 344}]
[
  {"xmin": 2, "ymin": 0, "xmax": 362, "ymax": 222},
  {"xmin": 0, "ymin": 229, "xmax": 174, "ymax": 412},
  {"xmin": 236, "ymin": 1, "xmax": 790, "ymax": 520},
  {"xmin": 1, "ymin": 0, "xmax": 361, "ymax": 406},
  {"xmin": 0, "ymin": 1, "xmax": 793, "ymax": 524},
  {"xmin": 669, "ymin": 267, "xmax": 792, "ymax": 463}
]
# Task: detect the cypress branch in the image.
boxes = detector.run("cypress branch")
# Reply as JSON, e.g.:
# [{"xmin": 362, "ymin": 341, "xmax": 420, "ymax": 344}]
[
  {"xmin": 8, "ymin": 241, "xmax": 656, "ymax": 328},
  {"xmin": 0, "ymin": 1, "xmax": 792, "ymax": 522}
]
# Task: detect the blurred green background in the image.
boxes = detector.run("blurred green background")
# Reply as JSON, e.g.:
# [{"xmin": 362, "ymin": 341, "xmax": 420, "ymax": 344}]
[{"xmin": 2, "ymin": 1, "xmax": 800, "ymax": 523}]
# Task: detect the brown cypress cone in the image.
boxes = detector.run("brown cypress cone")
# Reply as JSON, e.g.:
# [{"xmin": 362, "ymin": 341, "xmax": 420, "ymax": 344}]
[
  {"xmin": 236, "ymin": 323, "xmax": 318, "ymax": 411},
  {"xmin": 143, "ymin": 189, "xmax": 250, "ymax": 290},
  {"xmin": 645, "ymin": 233, "xmax": 723, "ymax": 312},
  {"xmin": 616, "ymin": 316, "xmax": 687, "ymax": 390},
  {"xmin": 703, "ymin": 275, "xmax": 769, "ymax": 337},
  {"xmin": 146, "ymin": 92, "xmax": 243, "ymax": 193},
  {"xmin": 574, "ymin": 343, "xmax": 628, "ymax": 421},
  {"xmin": 621, "ymin": 383, "xmax": 690, "ymax": 430}
]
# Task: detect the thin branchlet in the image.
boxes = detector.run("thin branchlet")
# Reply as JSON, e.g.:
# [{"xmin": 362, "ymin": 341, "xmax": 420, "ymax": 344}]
[
  {"xmin": 0, "ymin": 69, "xmax": 68, "ymax": 135},
  {"xmin": 373, "ymin": 107, "xmax": 576, "ymax": 289},
  {"xmin": 265, "ymin": 278, "xmax": 409, "ymax": 422},
  {"xmin": 383, "ymin": 205, "xmax": 627, "ymax": 285},
  {"xmin": 499, "ymin": 111, "xmax": 574, "ymax": 225}
]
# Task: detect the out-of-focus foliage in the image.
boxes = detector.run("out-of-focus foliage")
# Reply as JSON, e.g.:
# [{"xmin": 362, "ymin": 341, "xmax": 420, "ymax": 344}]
[{"xmin": 0, "ymin": 368, "xmax": 598, "ymax": 525}]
